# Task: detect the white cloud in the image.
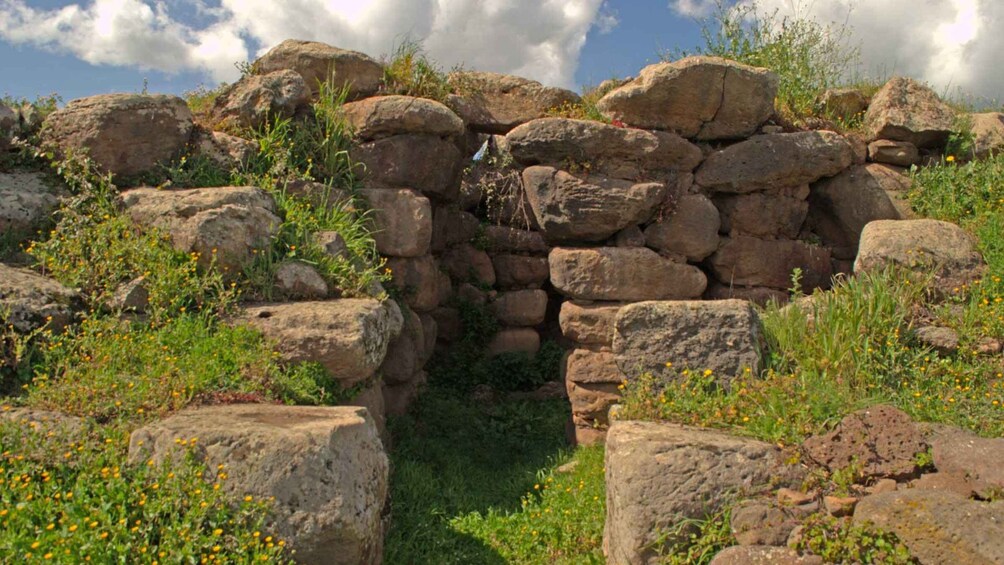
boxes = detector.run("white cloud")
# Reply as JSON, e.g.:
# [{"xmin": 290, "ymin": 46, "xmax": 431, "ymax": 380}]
[
  {"xmin": 670, "ymin": 0, "xmax": 720, "ymax": 18},
  {"xmin": 596, "ymin": 3, "xmax": 620, "ymax": 34},
  {"xmin": 0, "ymin": 0, "xmax": 611, "ymax": 88},
  {"xmin": 672, "ymin": 0, "xmax": 1003, "ymax": 102}
]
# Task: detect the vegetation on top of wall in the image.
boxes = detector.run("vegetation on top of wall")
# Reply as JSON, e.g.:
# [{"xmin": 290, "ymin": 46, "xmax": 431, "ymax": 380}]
[
  {"xmin": 0, "ymin": 418, "xmax": 292, "ymax": 564},
  {"xmin": 665, "ymin": 0, "xmax": 861, "ymax": 123},
  {"xmin": 621, "ymin": 154, "xmax": 1004, "ymax": 448},
  {"xmin": 544, "ymin": 81, "xmax": 620, "ymax": 123},
  {"xmin": 380, "ymin": 40, "xmax": 455, "ymax": 103},
  {"xmin": 0, "ymin": 72, "xmax": 401, "ymax": 564}
]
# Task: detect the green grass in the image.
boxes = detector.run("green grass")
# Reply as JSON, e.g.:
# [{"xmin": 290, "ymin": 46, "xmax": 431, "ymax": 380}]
[
  {"xmin": 380, "ymin": 40, "xmax": 454, "ymax": 103},
  {"xmin": 233, "ymin": 83, "xmax": 389, "ymax": 300},
  {"xmin": 385, "ymin": 388, "xmax": 605, "ymax": 564},
  {"xmin": 1, "ymin": 77, "xmax": 392, "ymax": 563},
  {"xmin": 621, "ymin": 156, "xmax": 1004, "ymax": 447},
  {"xmin": 0, "ymin": 415, "xmax": 291, "ymax": 564},
  {"xmin": 19, "ymin": 313, "xmax": 347, "ymax": 426}
]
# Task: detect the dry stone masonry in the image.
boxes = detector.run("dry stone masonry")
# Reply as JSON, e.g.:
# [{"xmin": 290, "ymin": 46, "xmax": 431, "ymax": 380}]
[{"xmin": 6, "ymin": 36, "xmax": 1000, "ymax": 565}]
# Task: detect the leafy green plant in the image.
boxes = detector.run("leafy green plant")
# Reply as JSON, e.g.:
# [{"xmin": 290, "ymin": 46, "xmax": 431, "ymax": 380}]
[
  {"xmin": 380, "ymin": 40, "xmax": 453, "ymax": 102},
  {"xmin": 794, "ymin": 514, "xmax": 914, "ymax": 564},
  {"xmin": 184, "ymin": 83, "xmax": 230, "ymax": 128},
  {"xmin": 463, "ymin": 145, "xmax": 532, "ymax": 229},
  {"xmin": 653, "ymin": 506, "xmax": 734, "ymax": 565},
  {"xmin": 234, "ymin": 82, "xmax": 389, "ymax": 300},
  {"xmin": 668, "ymin": 0, "xmax": 860, "ymax": 121},
  {"xmin": 160, "ymin": 152, "xmax": 234, "ymax": 189},
  {"xmin": 544, "ymin": 80, "xmax": 620, "ymax": 123},
  {"xmin": 0, "ymin": 309, "xmax": 49, "ymax": 394},
  {"xmin": 0, "ymin": 418, "xmax": 292, "ymax": 564},
  {"xmin": 619, "ymin": 263, "xmax": 1004, "ymax": 443},
  {"xmin": 946, "ymin": 113, "xmax": 976, "ymax": 160},
  {"xmin": 28, "ymin": 152, "xmax": 237, "ymax": 321},
  {"xmin": 22, "ymin": 313, "xmax": 346, "ymax": 424}
]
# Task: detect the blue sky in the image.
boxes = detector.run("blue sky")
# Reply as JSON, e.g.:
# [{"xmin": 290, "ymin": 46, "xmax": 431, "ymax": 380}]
[{"xmin": 0, "ymin": 1, "xmax": 999, "ymax": 105}]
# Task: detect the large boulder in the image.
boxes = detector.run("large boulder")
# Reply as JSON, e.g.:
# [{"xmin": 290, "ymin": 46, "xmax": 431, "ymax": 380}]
[
  {"xmin": 42, "ymin": 94, "xmax": 193, "ymax": 181},
  {"xmin": 505, "ymin": 118, "xmax": 702, "ymax": 179},
  {"xmin": 492, "ymin": 254, "xmax": 549, "ymax": 289},
  {"xmin": 816, "ymin": 87, "xmax": 869, "ymax": 122},
  {"xmin": 441, "ymin": 244, "xmax": 496, "ymax": 286},
  {"xmin": 238, "ymin": 299, "xmax": 403, "ymax": 386},
  {"xmin": 378, "ymin": 306, "xmax": 426, "ymax": 386},
  {"xmin": 274, "ymin": 261, "xmax": 329, "ymax": 300},
  {"xmin": 359, "ymin": 188, "xmax": 432, "ymax": 258},
  {"xmin": 253, "ymin": 39, "xmax": 384, "ymax": 100},
  {"xmin": 522, "ymin": 166, "xmax": 665, "ymax": 243},
  {"xmin": 487, "ymin": 327, "xmax": 540, "ymax": 356},
  {"xmin": 708, "ymin": 237, "xmax": 833, "ymax": 292},
  {"xmin": 854, "ymin": 490, "xmax": 1004, "ymax": 565},
  {"xmin": 0, "ymin": 172, "xmax": 65, "ymax": 234},
  {"xmin": 564, "ymin": 348, "xmax": 623, "ymax": 384},
  {"xmin": 714, "ymin": 186, "xmax": 809, "ymax": 239},
  {"xmin": 340, "ymin": 95, "xmax": 464, "ymax": 141},
  {"xmin": 384, "ymin": 255, "xmax": 443, "ymax": 312},
  {"xmin": 0, "ymin": 407, "xmax": 86, "ymax": 436},
  {"xmin": 696, "ymin": 131, "xmax": 855, "ymax": 193},
  {"xmin": 431, "ymin": 206, "xmax": 479, "ymax": 252},
  {"xmin": 867, "ymin": 139, "xmax": 920, "ymax": 167},
  {"xmin": 928, "ymin": 426, "xmax": 1004, "ymax": 491},
  {"xmin": 802, "ymin": 405, "xmax": 927, "ymax": 481},
  {"xmin": 605, "ymin": 421, "xmax": 786, "ymax": 564},
  {"xmin": 446, "ymin": 71, "xmax": 580, "ymax": 133},
  {"xmin": 864, "ymin": 76, "xmax": 956, "ymax": 148},
  {"xmin": 120, "ymin": 186, "xmax": 280, "ymax": 276},
  {"xmin": 128, "ymin": 405, "xmax": 388, "ymax": 565},
  {"xmin": 596, "ymin": 57, "xmax": 778, "ymax": 140},
  {"xmin": 613, "ymin": 300, "xmax": 763, "ymax": 384},
  {"xmin": 350, "ymin": 134, "xmax": 463, "ymax": 200},
  {"xmin": 211, "ymin": 70, "xmax": 310, "ymax": 130},
  {"xmin": 190, "ymin": 129, "xmax": 257, "ymax": 171},
  {"xmin": 490, "ymin": 289, "xmax": 547, "ymax": 326},
  {"xmin": 482, "ymin": 225, "xmax": 548, "ymax": 254},
  {"xmin": 0, "ymin": 265, "xmax": 81, "ymax": 332},
  {"xmin": 809, "ymin": 164, "xmax": 911, "ymax": 259},
  {"xmin": 549, "ymin": 247, "xmax": 707, "ymax": 301},
  {"xmin": 558, "ymin": 301, "xmax": 622, "ymax": 347},
  {"xmin": 643, "ymin": 193, "xmax": 721, "ymax": 261},
  {"xmin": 854, "ymin": 219, "xmax": 985, "ymax": 290},
  {"xmin": 969, "ymin": 112, "xmax": 1004, "ymax": 159}
]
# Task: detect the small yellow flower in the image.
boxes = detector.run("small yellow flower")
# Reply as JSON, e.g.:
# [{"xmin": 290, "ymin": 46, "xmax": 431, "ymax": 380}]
[{"xmin": 946, "ymin": 155, "xmax": 956, "ymax": 162}]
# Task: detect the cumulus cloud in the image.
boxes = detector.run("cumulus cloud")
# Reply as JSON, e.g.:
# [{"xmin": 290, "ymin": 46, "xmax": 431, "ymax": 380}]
[
  {"xmin": 670, "ymin": 0, "xmax": 1003, "ymax": 102},
  {"xmin": 670, "ymin": 0, "xmax": 719, "ymax": 18},
  {"xmin": 0, "ymin": 0, "xmax": 614, "ymax": 88}
]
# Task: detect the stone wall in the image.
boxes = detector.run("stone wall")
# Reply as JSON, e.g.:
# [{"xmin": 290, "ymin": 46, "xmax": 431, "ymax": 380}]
[{"xmin": 5, "ymin": 39, "xmax": 985, "ymax": 449}]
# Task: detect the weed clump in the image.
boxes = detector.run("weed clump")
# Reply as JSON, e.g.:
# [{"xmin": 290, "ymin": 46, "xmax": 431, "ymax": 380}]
[{"xmin": 380, "ymin": 40, "xmax": 454, "ymax": 103}]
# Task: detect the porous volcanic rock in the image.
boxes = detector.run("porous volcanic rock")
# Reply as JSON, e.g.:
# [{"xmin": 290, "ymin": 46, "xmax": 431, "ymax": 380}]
[
  {"xmin": 549, "ymin": 247, "xmax": 707, "ymax": 301},
  {"xmin": 120, "ymin": 186, "xmax": 281, "ymax": 276},
  {"xmin": 864, "ymin": 76, "xmax": 956, "ymax": 148},
  {"xmin": 253, "ymin": 39, "xmax": 384, "ymax": 100},
  {"xmin": 238, "ymin": 299, "xmax": 403, "ymax": 386},
  {"xmin": 128, "ymin": 405, "xmax": 388, "ymax": 565},
  {"xmin": 695, "ymin": 131, "xmax": 855, "ymax": 193},
  {"xmin": 42, "ymin": 94, "xmax": 193, "ymax": 181},
  {"xmin": 613, "ymin": 299, "xmax": 763, "ymax": 385}
]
